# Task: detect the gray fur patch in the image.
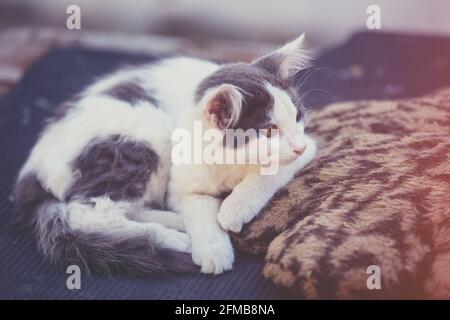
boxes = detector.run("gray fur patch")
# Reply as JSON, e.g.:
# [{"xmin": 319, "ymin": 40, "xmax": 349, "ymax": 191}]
[
  {"xmin": 253, "ymin": 53, "xmax": 284, "ymax": 76},
  {"xmin": 67, "ymin": 134, "xmax": 159, "ymax": 201},
  {"xmin": 13, "ymin": 173, "xmax": 57, "ymax": 228},
  {"xmin": 195, "ymin": 63, "xmax": 306, "ymax": 131},
  {"xmin": 196, "ymin": 63, "xmax": 280, "ymax": 131},
  {"xmin": 196, "ymin": 63, "xmax": 305, "ymax": 148},
  {"xmin": 105, "ymin": 80, "xmax": 159, "ymax": 106},
  {"xmin": 13, "ymin": 173, "xmax": 198, "ymax": 276}
]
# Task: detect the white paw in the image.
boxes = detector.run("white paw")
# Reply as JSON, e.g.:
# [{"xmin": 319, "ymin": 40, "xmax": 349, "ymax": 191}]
[
  {"xmin": 218, "ymin": 197, "xmax": 252, "ymax": 233},
  {"xmin": 191, "ymin": 232, "xmax": 234, "ymax": 275},
  {"xmin": 156, "ymin": 228, "xmax": 192, "ymax": 253}
]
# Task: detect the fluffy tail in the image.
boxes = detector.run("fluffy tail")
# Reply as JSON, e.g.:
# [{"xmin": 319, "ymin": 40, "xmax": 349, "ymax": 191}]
[{"xmin": 13, "ymin": 173, "xmax": 198, "ymax": 276}]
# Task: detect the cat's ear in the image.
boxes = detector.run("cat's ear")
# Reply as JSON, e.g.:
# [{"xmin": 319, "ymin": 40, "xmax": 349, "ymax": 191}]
[
  {"xmin": 202, "ymin": 84, "xmax": 243, "ymax": 130},
  {"xmin": 253, "ymin": 33, "xmax": 310, "ymax": 79}
]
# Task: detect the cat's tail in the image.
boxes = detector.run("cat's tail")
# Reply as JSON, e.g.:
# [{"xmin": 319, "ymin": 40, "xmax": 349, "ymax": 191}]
[{"xmin": 13, "ymin": 173, "xmax": 198, "ymax": 276}]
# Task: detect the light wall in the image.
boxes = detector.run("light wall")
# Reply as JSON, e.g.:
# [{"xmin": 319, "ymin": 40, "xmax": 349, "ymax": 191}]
[{"xmin": 1, "ymin": 0, "xmax": 449, "ymax": 48}]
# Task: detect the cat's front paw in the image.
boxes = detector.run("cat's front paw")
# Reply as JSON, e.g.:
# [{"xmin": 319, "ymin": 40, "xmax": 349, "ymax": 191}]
[
  {"xmin": 218, "ymin": 197, "xmax": 252, "ymax": 233},
  {"xmin": 191, "ymin": 232, "xmax": 234, "ymax": 275}
]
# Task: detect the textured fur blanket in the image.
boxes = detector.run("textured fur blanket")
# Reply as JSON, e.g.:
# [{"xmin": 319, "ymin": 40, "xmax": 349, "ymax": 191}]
[{"xmin": 232, "ymin": 88, "xmax": 450, "ymax": 299}]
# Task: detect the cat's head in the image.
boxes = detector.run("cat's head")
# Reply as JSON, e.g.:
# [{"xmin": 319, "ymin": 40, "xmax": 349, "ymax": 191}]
[{"xmin": 195, "ymin": 34, "xmax": 310, "ymax": 168}]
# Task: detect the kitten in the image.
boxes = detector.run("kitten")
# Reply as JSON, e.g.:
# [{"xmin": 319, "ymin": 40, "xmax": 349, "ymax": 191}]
[{"xmin": 14, "ymin": 34, "xmax": 317, "ymax": 275}]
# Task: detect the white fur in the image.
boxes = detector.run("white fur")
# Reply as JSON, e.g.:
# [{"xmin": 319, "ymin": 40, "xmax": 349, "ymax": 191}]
[
  {"xmin": 19, "ymin": 57, "xmax": 217, "ymax": 203},
  {"xmin": 67, "ymin": 197, "xmax": 190, "ymax": 252},
  {"xmin": 217, "ymin": 135, "xmax": 317, "ymax": 232},
  {"xmin": 18, "ymin": 57, "xmax": 219, "ymax": 260},
  {"xmin": 168, "ymin": 64, "xmax": 316, "ymax": 274},
  {"xmin": 21, "ymin": 35, "xmax": 317, "ymax": 275}
]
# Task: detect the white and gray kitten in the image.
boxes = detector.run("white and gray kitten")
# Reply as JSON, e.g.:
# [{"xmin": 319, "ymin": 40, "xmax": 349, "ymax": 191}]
[{"xmin": 14, "ymin": 34, "xmax": 317, "ymax": 275}]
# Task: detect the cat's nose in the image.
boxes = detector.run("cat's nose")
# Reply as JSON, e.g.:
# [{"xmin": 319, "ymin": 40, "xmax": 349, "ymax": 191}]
[{"xmin": 293, "ymin": 144, "xmax": 307, "ymax": 155}]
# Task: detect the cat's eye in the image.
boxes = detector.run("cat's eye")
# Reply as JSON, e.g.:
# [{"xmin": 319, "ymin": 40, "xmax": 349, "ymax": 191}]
[
  {"xmin": 266, "ymin": 124, "xmax": 279, "ymax": 138},
  {"xmin": 296, "ymin": 111, "xmax": 303, "ymax": 122}
]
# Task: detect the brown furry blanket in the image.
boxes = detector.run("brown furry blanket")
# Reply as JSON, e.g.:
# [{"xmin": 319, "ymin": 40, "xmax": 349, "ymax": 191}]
[{"xmin": 232, "ymin": 88, "xmax": 450, "ymax": 299}]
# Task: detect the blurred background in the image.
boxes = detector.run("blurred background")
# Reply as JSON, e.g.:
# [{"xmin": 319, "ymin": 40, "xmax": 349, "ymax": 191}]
[
  {"xmin": 1, "ymin": 0, "xmax": 450, "ymax": 100},
  {"xmin": 1, "ymin": 0, "xmax": 450, "ymax": 49}
]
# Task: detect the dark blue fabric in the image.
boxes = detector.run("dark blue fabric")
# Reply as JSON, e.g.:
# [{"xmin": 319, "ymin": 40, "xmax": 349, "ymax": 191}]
[
  {"xmin": 298, "ymin": 31, "xmax": 450, "ymax": 109},
  {"xmin": 1, "ymin": 31, "xmax": 450, "ymax": 299}
]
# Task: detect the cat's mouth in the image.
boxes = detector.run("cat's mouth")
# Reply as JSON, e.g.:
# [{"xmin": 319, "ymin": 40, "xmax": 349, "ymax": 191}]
[
  {"xmin": 279, "ymin": 146, "xmax": 307, "ymax": 165},
  {"xmin": 293, "ymin": 145, "xmax": 307, "ymax": 156}
]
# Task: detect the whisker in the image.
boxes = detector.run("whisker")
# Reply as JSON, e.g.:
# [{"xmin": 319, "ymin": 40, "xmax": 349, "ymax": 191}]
[
  {"xmin": 300, "ymin": 88, "xmax": 337, "ymax": 106},
  {"xmin": 295, "ymin": 66, "xmax": 338, "ymax": 93},
  {"xmin": 295, "ymin": 67, "xmax": 320, "ymax": 91}
]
